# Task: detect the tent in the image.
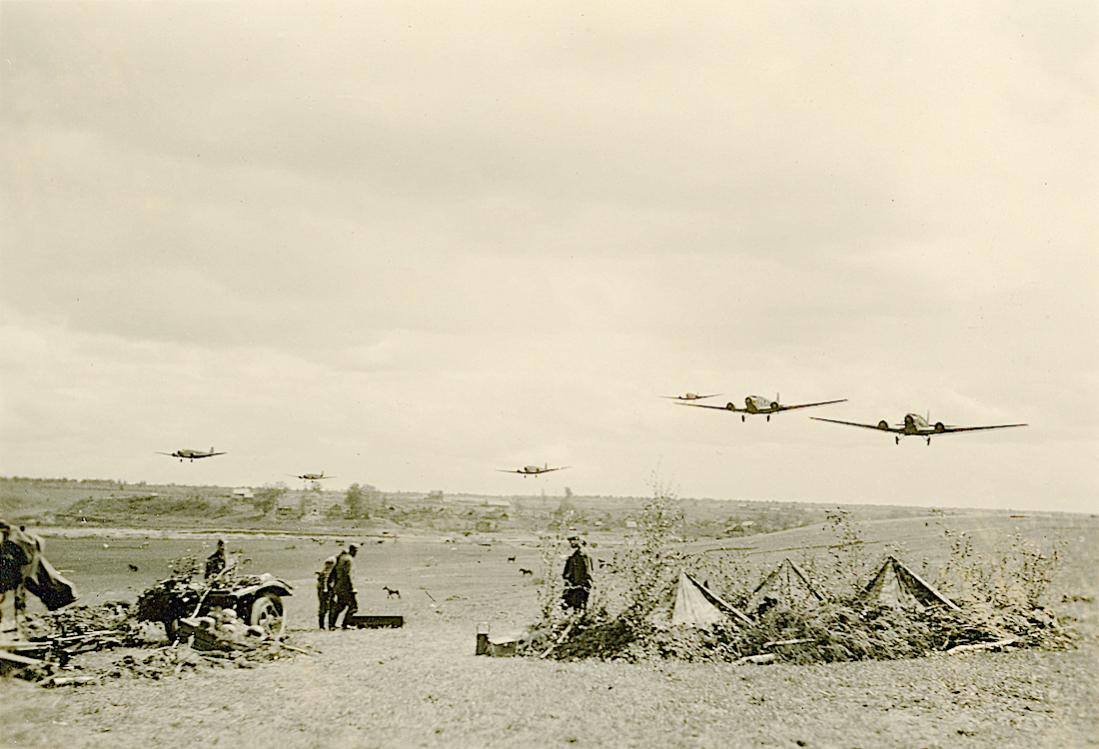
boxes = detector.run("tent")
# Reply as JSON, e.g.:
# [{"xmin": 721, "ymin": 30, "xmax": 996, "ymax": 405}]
[
  {"xmin": 671, "ymin": 572, "xmax": 753, "ymax": 628},
  {"xmin": 746, "ymin": 558, "xmax": 823, "ymax": 612},
  {"xmin": 862, "ymin": 556, "xmax": 959, "ymax": 611}
]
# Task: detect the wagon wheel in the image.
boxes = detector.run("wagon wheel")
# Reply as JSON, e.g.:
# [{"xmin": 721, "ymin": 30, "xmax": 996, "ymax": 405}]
[{"xmin": 249, "ymin": 591, "xmax": 286, "ymax": 637}]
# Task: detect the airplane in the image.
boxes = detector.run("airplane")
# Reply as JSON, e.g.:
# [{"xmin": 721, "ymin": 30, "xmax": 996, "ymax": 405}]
[
  {"xmin": 290, "ymin": 472, "xmax": 336, "ymax": 480},
  {"xmin": 661, "ymin": 392, "xmax": 720, "ymax": 401},
  {"xmin": 811, "ymin": 412, "xmax": 1027, "ymax": 445},
  {"xmin": 497, "ymin": 463, "xmax": 569, "ymax": 477},
  {"xmin": 156, "ymin": 447, "xmax": 227, "ymax": 462},
  {"xmin": 679, "ymin": 394, "xmax": 847, "ymax": 422}
]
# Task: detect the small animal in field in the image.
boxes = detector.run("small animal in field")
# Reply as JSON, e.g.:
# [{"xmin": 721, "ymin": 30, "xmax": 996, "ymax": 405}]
[
  {"xmin": 506, "ymin": 556, "xmax": 516, "ymax": 563},
  {"xmin": 519, "ymin": 568, "xmax": 533, "ymax": 576},
  {"xmin": 382, "ymin": 586, "xmax": 401, "ymax": 599},
  {"xmin": 127, "ymin": 563, "xmax": 139, "ymax": 572}
]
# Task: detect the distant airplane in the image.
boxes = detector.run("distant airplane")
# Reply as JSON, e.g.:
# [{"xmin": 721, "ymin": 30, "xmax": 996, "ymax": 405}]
[
  {"xmin": 679, "ymin": 394, "xmax": 847, "ymax": 422},
  {"xmin": 290, "ymin": 472, "xmax": 336, "ymax": 480},
  {"xmin": 497, "ymin": 463, "xmax": 569, "ymax": 477},
  {"xmin": 811, "ymin": 412, "xmax": 1027, "ymax": 445},
  {"xmin": 661, "ymin": 392, "xmax": 720, "ymax": 401},
  {"xmin": 156, "ymin": 447, "xmax": 226, "ymax": 462}
]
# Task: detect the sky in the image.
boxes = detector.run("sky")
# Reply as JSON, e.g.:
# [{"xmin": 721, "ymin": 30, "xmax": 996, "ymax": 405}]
[{"xmin": 1, "ymin": 1, "xmax": 1096, "ymax": 513}]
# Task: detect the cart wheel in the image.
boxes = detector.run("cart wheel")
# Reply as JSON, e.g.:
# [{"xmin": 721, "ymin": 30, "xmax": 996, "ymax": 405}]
[{"xmin": 249, "ymin": 592, "xmax": 286, "ymax": 637}]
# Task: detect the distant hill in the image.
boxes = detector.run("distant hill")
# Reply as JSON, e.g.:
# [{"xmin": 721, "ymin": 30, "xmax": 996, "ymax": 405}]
[{"xmin": 0, "ymin": 474, "xmax": 1000, "ymax": 539}]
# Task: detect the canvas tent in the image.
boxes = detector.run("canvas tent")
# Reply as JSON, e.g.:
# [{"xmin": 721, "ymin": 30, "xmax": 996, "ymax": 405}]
[
  {"xmin": 671, "ymin": 572, "xmax": 753, "ymax": 628},
  {"xmin": 747, "ymin": 558, "xmax": 823, "ymax": 612},
  {"xmin": 862, "ymin": 556, "xmax": 959, "ymax": 611}
]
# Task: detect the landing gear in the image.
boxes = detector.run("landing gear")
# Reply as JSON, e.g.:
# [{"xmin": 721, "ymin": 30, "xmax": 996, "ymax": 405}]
[
  {"xmin": 741, "ymin": 415, "xmax": 746, "ymax": 422},
  {"xmin": 926, "ymin": 437, "xmax": 932, "ymax": 446},
  {"xmin": 766, "ymin": 415, "xmax": 771, "ymax": 422},
  {"xmin": 895, "ymin": 436, "xmax": 900, "ymax": 445}
]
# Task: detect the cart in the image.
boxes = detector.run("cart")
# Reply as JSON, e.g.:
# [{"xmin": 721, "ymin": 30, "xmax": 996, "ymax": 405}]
[{"xmin": 137, "ymin": 573, "xmax": 293, "ymax": 642}]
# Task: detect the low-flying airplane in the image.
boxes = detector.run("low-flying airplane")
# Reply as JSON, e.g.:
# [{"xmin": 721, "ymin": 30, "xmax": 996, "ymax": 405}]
[
  {"xmin": 290, "ymin": 472, "xmax": 336, "ymax": 480},
  {"xmin": 156, "ymin": 447, "xmax": 227, "ymax": 462},
  {"xmin": 811, "ymin": 412, "xmax": 1027, "ymax": 445},
  {"xmin": 661, "ymin": 392, "xmax": 720, "ymax": 401},
  {"xmin": 679, "ymin": 394, "xmax": 847, "ymax": 421},
  {"xmin": 497, "ymin": 463, "xmax": 569, "ymax": 477}
]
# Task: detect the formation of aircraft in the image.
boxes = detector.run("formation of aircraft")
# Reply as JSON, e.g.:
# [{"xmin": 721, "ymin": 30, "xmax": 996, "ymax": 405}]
[
  {"xmin": 678, "ymin": 394, "xmax": 848, "ymax": 422},
  {"xmin": 811, "ymin": 413, "xmax": 1028, "ymax": 446},
  {"xmin": 156, "ymin": 447, "xmax": 227, "ymax": 462},
  {"xmin": 497, "ymin": 463, "xmax": 569, "ymax": 477},
  {"xmin": 152, "ymin": 393, "xmax": 1026, "ymax": 479}
]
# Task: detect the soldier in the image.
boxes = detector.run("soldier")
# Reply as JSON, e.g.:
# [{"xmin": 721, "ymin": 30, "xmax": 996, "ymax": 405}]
[
  {"xmin": 562, "ymin": 534, "xmax": 592, "ymax": 611},
  {"xmin": 327, "ymin": 543, "xmax": 359, "ymax": 630},
  {"xmin": 205, "ymin": 539, "xmax": 227, "ymax": 578},
  {"xmin": 316, "ymin": 554, "xmax": 337, "ymax": 629}
]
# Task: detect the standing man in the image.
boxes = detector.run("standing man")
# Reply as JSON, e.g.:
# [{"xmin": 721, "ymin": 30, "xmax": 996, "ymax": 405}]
[
  {"xmin": 562, "ymin": 534, "xmax": 592, "ymax": 612},
  {"xmin": 327, "ymin": 543, "xmax": 359, "ymax": 630},
  {"xmin": 316, "ymin": 554, "xmax": 337, "ymax": 629}
]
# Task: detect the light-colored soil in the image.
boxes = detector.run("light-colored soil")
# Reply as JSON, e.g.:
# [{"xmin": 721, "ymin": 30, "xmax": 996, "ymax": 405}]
[
  {"xmin": 3, "ymin": 513, "xmax": 1098, "ymax": 748},
  {"xmin": 3, "ymin": 628, "xmax": 1097, "ymax": 749}
]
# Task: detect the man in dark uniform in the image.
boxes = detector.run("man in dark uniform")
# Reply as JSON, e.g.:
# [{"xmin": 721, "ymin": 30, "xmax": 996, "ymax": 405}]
[
  {"xmin": 205, "ymin": 539, "xmax": 227, "ymax": 579},
  {"xmin": 327, "ymin": 544, "xmax": 359, "ymax": 629},
  {"xmin": 316, "ymin": 554, "xmax": 337, "ymax": 629},
  {"xmin": 562, "ymin": 534, "xmax": 592, "ymax": 611}
]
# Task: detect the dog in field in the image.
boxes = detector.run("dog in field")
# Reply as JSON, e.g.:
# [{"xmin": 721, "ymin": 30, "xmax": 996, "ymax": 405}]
[
  {"xmin": 127, "ymin": 563, "xmax": 139, "ymax": 572},
  {"xmin": 519, "ymin": 568, "xmax": 533, "ymax": 576},
  {"xmin": 383, "ymin": 586, "xmax": 401, "ymax": 599},
  {"xmin": 506, "ymin": 556, "xmax": 516, "ymax": 563}
]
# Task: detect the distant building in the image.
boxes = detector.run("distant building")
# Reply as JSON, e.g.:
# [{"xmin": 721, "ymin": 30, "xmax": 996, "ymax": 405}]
[{"xmin": 232, "ymin": 487, "xmax": 254, "ymax": 500}]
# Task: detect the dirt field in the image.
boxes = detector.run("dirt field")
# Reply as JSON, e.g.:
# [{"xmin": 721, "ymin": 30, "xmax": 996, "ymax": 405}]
[{"xmin": 3, "ymin": 513, "xmax": 1098, "ymax": 748}]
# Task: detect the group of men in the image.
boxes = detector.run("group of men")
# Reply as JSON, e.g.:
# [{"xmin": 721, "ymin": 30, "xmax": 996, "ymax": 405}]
[
  {"xmin": 315, "ymin": 543, "xmax": 359, "ymax": 629},
  {"xmin": 311, "ymin": 534, "xmax": 593, "ymax": 631}
]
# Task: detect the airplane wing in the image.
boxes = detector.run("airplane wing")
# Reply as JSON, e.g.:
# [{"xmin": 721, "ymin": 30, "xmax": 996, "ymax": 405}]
[
  {"xmin": 677, "ymin": 402, "xmax": 742, "ymax": 412},
  {"xmin": 776, "ymin": 398, "xmax": 848, "ymax": 412},
  {"xmin": 541, "ymin": 466, "xmax": 570, "ymax": 473},
  {"xmin": 206, "ymin": 452, "xmax": 228, "ymax": 457},
  {"xmin": 933, "ymin": 424, "xmax": 1028, "ymax": 434},
  {"xmin": 155, "ymin": 452, "xmax": 178, "ymax": 456},
  {"xmin": 496, "ymin": 469, "xmax": 524, "ymax": 474},
  {"xmin": 810, "ymin": 417, "xmax": 903, "ymax": 433}
]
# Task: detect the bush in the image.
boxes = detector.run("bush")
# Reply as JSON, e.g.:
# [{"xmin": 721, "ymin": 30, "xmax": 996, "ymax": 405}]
[{"xmin": 527, "ymin": 496, "xmax": 1076, "ymax": 665}]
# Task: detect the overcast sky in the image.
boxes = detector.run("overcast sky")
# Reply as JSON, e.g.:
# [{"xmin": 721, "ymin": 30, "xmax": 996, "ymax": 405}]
[{"xmin": 2, "ymin": 2, "xmax": 1096, "ymax": 513}]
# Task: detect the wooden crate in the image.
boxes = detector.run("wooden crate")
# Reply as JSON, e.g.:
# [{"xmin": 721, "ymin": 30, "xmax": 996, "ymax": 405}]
[{"xmin": 346, "ymin": 615, "xmax": 404, "ymax": 629}]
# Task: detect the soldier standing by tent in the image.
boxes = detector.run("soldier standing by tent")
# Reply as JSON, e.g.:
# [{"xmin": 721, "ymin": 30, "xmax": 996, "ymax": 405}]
[
  {"xmin": 327, "ymin": 543, "xmax": 359, "ymax": 629},
  {"xmin": 562, "ymin": 534, "xmax": 592, "ymax": 611},
  {"xmin": 316, "ymin": 554, "xmax": 337, "ymax": 629}
]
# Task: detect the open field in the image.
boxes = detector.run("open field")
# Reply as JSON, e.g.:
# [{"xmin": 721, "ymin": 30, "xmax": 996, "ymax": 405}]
[{"xmin": 3, "ymin": 511, "xmax": 1098, "ymax": 748}]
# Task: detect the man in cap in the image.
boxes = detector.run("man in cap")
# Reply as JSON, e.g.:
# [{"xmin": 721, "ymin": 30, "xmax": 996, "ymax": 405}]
[
  {"xmin": 561, "ymin": 533, "xmax": 592, "ymax": 612},
  {"xmin": 205, "ymin": 539, "xmax": 227, "ymax": 579},
  {"xmin": 316, "ymin": 553, "xmax": 338, "ymax": 629},
  {"xmin": 327, "ymin": 543, "xmax": 359, "ymax": 629}
]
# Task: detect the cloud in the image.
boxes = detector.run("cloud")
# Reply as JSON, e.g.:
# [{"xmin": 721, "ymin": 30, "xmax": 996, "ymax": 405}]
[{"xmin": 1, "ymin": 2, "xmax": 1096, "ymax": 511}]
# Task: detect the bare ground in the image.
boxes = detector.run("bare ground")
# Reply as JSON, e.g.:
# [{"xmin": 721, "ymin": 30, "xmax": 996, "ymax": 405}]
[
  {"xmin": 3, "ymin": 625, "xmax": 1097, "ymax": 749},
  {"xmin": 3, "ymin": 515, "xmax": 1098, "ymax": 748}
]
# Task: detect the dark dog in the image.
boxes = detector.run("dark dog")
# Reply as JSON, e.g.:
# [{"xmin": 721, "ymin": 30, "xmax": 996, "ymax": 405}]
[
  {"xmin": 519, "ymin": 568, "xmax": 533, "ymax": 576},
  {"xmin": 383, "ymin": 586, "xmax": 401, "ymax": 599},
  {"xmin": 506, "ymin": 556, "xmax": 516, "ymax": 563},
  {"xmin": 127, "ymin": 563, "xmax": 139, "ymax": 572}
]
